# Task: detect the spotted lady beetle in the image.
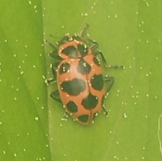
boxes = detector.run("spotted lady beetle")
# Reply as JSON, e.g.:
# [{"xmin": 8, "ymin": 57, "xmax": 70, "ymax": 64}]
[{"xmin": 47, "ymin": 25, "xmax": 120, "ymax": 125}]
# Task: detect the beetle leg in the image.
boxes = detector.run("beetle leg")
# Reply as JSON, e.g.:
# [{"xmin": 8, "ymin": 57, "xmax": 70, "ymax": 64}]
[
  {"xmin": 88, "ymin": 40, "xmax": 112, "ymax": 68},
  {"xmin": 102, "ymin": 105, "xmax": 108, "ymax": 116},
  {"xmin": 46, "ymin": 40, "xmax": 62, "ymax": 60},
  {"xmin": 61, "ymin": 112, "xmax": 69, "ymax": 120},
  {"xmin": 51, "ymin": 63, "xmax": 56, "ymax": 79},
  {"xmin": 45, "ymin": 62, "xmax": 58, "ymax": 84},
  {"xmin": 104, "ymin": 76, "xmax": 115, "ymax": 93},
  {"xmin": 80, "ymin": 24, "xmax": 89, "ymax": 37},
  {"xmin": 50, "ymin": 51, "xmax": 62, "ymax": 60},
  {"xmin": 102, "ymin": 76, "xmax": 115, "ymax": 115},
  {"xmin": 46, "ymin": 40, "xmax": 57, "ymax": 50},
  {"xmin": 87, "ymin": 40, "xmax": 110, "ymax": 68},
  {"xmin": 107, "ymin": 65, "xmax": 123, "ymax": 69},
  {"xmin": 95, "ymin": 51, "xmax": 109, "ymax": 68},
  {"xmin": 94, "ymin": 50, "xmax": 123, "ymax": 69},
  {"xmin": 80, "ymin": 25, "xmax": 99, "ymax": 51},
  {"xmin": 93, "ymin": 48, "xmax": 112, "ymax": 69},
  {"xmin": 88, "ymin": 39, "xmax": 99, "ymax": 51},
  {"xmin": 51, "ymin": 62, "xmax": 59, "ymax": 80},
  {"xmin": 88, "ymin": 39, "xmax": 123, "ymax": 69},
  {"xmin": 50, "ymin": 90, "xmax": 61, "ymax": 103},
  {"xmin": 45, "ymin": 78, "xmax": 56, "ymax": 84}
]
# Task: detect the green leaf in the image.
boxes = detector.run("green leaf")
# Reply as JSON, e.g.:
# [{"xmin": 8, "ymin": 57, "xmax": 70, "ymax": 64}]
[
  {"xmin": 1, "ymin": 0, "xmax": 162, "ymax": 161},
  {"xmin": 0, "ymin": 1, "xmax": 51, "ymax": 161},
  {"xmin": 44, "ymin": 0, "xmax": 162, "ymax": 161}
]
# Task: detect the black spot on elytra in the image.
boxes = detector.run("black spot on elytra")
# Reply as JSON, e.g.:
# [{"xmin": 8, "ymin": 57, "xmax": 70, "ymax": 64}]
[
  {"xmin": 78, "ymin": 115, "xmax": 89, "ymax": 123},
  {"xmin": 78, "ymin": 44, "xmax": 88, "ymax": 56},
  {"xmin": 62, "ymin": 46, "xmax": 78, "ymax": 58},
  {"xmin": 93, "ymin": 57, "xmax": 100, "ymax": 66},
  {"xmin": 82, "ymin": 93, "xmax": 98, "ymax": 109},
  {"xmin": 61, "ymin": 78, "xmax": 86, "ymax": 95},
  {"xmin": 66, "ymin": 101, "xmax": 78, "ymax": 113},
  {"xmin": 77, "ymin": 59, "xmax": 91, "ymax": 74},
  {"xmin": 91, "ymin": 74, "xmax": 104, "ymax": 91},
  {"xmin": 59, "ymin": 63, "xmax": 70, "ymax": 74}
]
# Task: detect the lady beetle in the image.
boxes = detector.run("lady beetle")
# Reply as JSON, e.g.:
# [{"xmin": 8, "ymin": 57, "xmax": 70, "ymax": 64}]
[{"xmin": 47, "ymin": 25, "xmax": 116, "ymax": 125}]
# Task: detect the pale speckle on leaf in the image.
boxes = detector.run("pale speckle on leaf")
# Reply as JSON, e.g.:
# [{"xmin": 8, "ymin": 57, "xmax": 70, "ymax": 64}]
[
  {"xmin": 123, "ymin": 113, "xmax": 128, "ymax": 118},
  {"xmin": 35, "ymin": 117, "xmax": 39, "ymax": 121}
]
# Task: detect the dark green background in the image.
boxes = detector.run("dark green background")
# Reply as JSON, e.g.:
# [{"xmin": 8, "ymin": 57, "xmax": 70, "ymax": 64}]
[{"xmin": 0, "ymin": 0, "xmax": 162, "ymax": 160}]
